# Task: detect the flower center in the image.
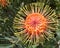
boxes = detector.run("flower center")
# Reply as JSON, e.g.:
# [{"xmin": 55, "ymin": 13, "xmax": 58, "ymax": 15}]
[{"xmin": 24, "ymin": 13, "xmax": 47, "ymax": 33}]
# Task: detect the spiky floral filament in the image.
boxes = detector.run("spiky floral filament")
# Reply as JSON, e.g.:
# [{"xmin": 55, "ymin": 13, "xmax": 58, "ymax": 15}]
[
  {"xmin": 13, "ymin": 2, "xmax": 59, "ymax": 45},
  {"xmin": 0, "ymin": 0, "xmax": 7, "ymax": 7}
]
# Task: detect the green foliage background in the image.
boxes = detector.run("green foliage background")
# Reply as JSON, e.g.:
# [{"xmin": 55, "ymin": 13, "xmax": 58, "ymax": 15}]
[{"xmin": 0, "ymin": 0, "xmax": 60, "ymax": 48}]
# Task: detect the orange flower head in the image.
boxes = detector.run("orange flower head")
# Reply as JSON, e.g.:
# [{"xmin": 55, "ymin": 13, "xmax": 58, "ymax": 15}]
[
  {"xmin": 0, "ymin": 0, "xmax": 7, "ymax": 7},
  {"xmin": 25, "ymin": 13, "xmax": 47, "ymax": 34},
  {"xmin": 13, "ymin": 3, "xmax": 59, "ymax": 45}
]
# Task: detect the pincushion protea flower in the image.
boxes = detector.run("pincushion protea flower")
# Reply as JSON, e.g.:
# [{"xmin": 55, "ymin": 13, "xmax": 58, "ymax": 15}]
[
  {"xmin": 0, "ymin": 0, "xmax": 7, "ymax": 7},
  {"xmin": 13, "ymin": 2, "xmax": 59, "ymax": 45}
]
